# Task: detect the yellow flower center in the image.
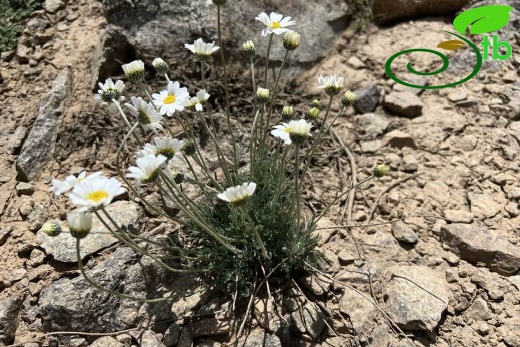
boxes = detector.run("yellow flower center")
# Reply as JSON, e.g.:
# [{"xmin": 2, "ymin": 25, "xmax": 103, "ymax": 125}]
[
  {"xmin": 163, "ymin": 95, "xmax": 176, "ymax": 104},
  {"xmin": 272, "ymin": 21, "xmax": 281, "ymax": 29},
  {"xmin": 284, "ymin": 127, "xmax": 291, "ymax": 133},
  {"xmin": 86, "ymin": 190, "xmax": 109, "ymax": 203}
]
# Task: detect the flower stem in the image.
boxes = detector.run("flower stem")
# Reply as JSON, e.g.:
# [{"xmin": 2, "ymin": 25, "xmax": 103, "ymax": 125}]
[
  {"xmin": 263, "ymin": 33, "xmax": 274, "ymax": 87},
  {"xmin": 291, "ymin": 145, "xmax": 301, "ymax": 253},
  {"xmin": 240, "ymin": 206, "xmax": 268, "ymax": 258}
]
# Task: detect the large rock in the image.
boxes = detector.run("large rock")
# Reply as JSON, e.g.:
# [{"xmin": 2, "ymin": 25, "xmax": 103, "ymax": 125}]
[
  {"xmin": 38, "ymin": 247, "xmax": 176, "ymax": 332},
  {"xmin": 0, "ymin": 296, "xmax": 24, "ymax": 344},
  {"xmin": 16, "ymin": 68, "xmax": 71, "ymax": 181},
  {"xmin": 371, "ymin": 0, "xmax": 470, "ymax": 25},
  {"xmin": 441, "ymin": 223, "xmax": 520, "ymax": 275},
  {"xmin": 37, "ymin": 201, "xmax": 141, "ymax": 263},
  {"xmin": 99, "ymin": 0, "xmax": 351, "ymax": 81},
  {"xmin": 384, "ymin": 266, "xmax": 449, "ymax": 331},
  {"xmin": 383, "ymin": 91, "xmax": 423, "ymax": 118}
]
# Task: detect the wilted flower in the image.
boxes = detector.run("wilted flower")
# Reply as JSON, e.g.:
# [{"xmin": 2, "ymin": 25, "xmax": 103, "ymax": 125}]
[
  {"xmin": 341, "ymin": 90, "xmax": 357, "ymax": 106},
  {"xmin": 185, "ymin": 38, "xmax": 220, "ymax": 60},
  {"xmin": 94, "ymin": 78, "xmax": 125, "ymax": 104},
  {"xmin": 255, "ymin": 12, "xmax": 296, "ymax": 37},
  {"xmin": 152, "ymin": 81, "xmax": 190, "ymax": 117},
  {"xmin": 181, "ymin": 141, "xmax": 197, "ymax": 156},
  {"xmin": 317, "ymin": 74, "xmax": 344, "ymax": 96},
  {"xmin": 70, "ymin": 176, "xmax": 125, "ymax": 210},
  {"xmin": 138, "ymin": 136, "xmax": 184, "ymax": 162},
  {"xmin": 172, "ymin": 171, "xmax": 185, "ymax": 184},
  {"xmin": 242, "ymin": 40, "xmax": 255, "ymax": 57},
  {"xmin": 152, "ymin": 58, "xmax": 169, "ymax": 75},
  {"xmin": 283, "ymin": 30, "xmax": 300, "ymax": 50},
  {"xmin": 41, "ymin": 221, "xmax": 62, "ymax": 237},
  {"xmin": 217, "ymin": 182, "xmax": 257, "ymax": 206},
  {"xmin": 125, "ymin": 96, "xmax": 163, "ymax": 133},
  {"xmin": 256, "ymin": 87, "xmax": 270, "ymax": 104},
  {"xmin": 127, "ymin": 154, "xmax": 167, "ymax": 183},
  {"xmin": 121, "ymin": 60, "xmax": 145, "ymax": 82},
  {"xmin": 281, "ymin": 105, "xmax": 294, "ymax": 121},
  {"xmin": 67, "ymin": 212, "xmax": 93, "ymax": 239}
]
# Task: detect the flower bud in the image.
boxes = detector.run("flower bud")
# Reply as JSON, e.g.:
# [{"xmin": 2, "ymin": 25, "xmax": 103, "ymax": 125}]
[
  {"xmin": 152, "ymin": 58, "xmax": 169, "ymax": 75},
  {"xmin": 41, "ymin": 221, "xmax": 62, "ymax": 237},
  {"xmin": 242, "ymin": 40, "xmax": 255, "ymax": 57},
  {"xmin": 256, "ymin": 87, "xmax": 270, "ymax": 104},
  {"xmin": 310, "ymin": 99, "xmax": 320, "ymax": 109},
  {"xmin": 181, "ymin": 141, "xmax": 196, "ymax": 156},
  {"xmin": 121, "ymin": 60, "xmax": 145, "ymax": 83},
  {"xmin": 67, "ymin": 212, "xmax": 93, "ymax": 239},
  {"xmin": 341, "ymin": 90, "xmax": 357, "ymax": 107},
  {"xmin": 307, "ymin": 107, "xmax": 320, "ymax": 120},
  {"xmin": 212, "ymin": 0, "xmax": 227, "ymax": 6},
  {"xmin": 283, "ymin": 30, "xmax": 300, "ymax": 51},
  {"xmin": 281, "ymin": 106, "xmax": 294, "ymax": 121},
  {"xmin": 373, "ymin": 164, "xmax": 388, "ymax": 178}
]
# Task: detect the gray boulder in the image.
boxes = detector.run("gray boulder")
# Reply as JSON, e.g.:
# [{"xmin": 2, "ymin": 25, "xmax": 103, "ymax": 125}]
[
  {"xmin": 98, "ymin": 0, "xmax": 351, "ymax": 81},
  {"xmin": 39, "ymin": 247, "xmax": 176, "ymax": 332},
  {"xmin": 0, "ymin": 296, "xmax": 24, "ymax": 344},
  {"xmin": 371, "ymin": 0, "xmax": 470, "ymax": 25},
  {"xmin": 16, "ymin": 68, "xmax": 71, "ymax": 181}
]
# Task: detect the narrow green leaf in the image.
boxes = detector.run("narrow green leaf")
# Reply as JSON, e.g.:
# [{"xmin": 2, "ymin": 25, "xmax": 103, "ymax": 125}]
[{"xmin": 453, "ymin": 5, "xmax": 513, "ymax": 35}]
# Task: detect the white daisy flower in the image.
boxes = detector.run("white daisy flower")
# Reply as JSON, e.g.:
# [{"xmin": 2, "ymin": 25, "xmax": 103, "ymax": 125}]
[
  {"xmin": 185, "ymin": 38, "xmax": 220, "ymax": 59},
  {"xmin": 152, "ymin": 81, "xmax": 190, "ymax": 117},
  {"xmin": 137, "ymin": 136, "xmax": 184, "ymax": 162},
  {"xmin": 255, "ymin": 12, "xmax": 296, "ymax": 37},
  {"xmin": 185, "ymin": 89, "xmax": 210, "ymax": 112},
  {"xmin": 125, "ymin": 96, "xmax": 163, "ymax": 133},
  {"xmin": 94, "ymin": 78, "xmax": 125, "ymax": 103},
  {"xmin": 121, "ymin": 60, "xmax": 145, "ymax": 82},
  {"xmin": 271, "ymin": 119, "xmax": 312, "ymax": 145},
  {"xmin": 217, "ymin": 182, "xmax": 257, "ymax": 205},
  {"xmin": 317, "ymin": 74, "xmax": 344, "ymax": 96},
  {"xmin": 70, "ymin": 176, "xmax": 125, "ymax": 210},
  {"xmin": 67, "ymin": 211, "xmax": 93, "ymax": 239},
  {"xmin": 126, "ymin": 154, "xmax": 167, "ymax": 183},
  {"xmin": 50, "ymin": 171, "xmax": 103, "ymax": 196}
]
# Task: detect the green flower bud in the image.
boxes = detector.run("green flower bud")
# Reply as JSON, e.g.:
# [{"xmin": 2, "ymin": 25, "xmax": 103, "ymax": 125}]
[
  {"xmin": 373, "ymin": 164, "xmax": 388, "ymax": 178},
  {"xmin": 242, "ymin": 40, "xmax": 255, "ymax": 57},
  {"xmin": 181, "ymin": 141, "xmax": 196, "ymax": 156},
  {"xmin": 341, "ymin": 90, "xmax": 357, "ymax": 107},
  {"xmin": 307, "ymin": 107, "xmax": 319, "ymax": 120},
  {"xmin": 212, "ymin": 0, "xmax": 227, "ymax": 5},
  {"xmin": 310, "ymin": 99, "xmax": 320, "ymax": 109},
  {"xmin": 283, "ymin": 30, "xmax": 300, "ymax": 51},
  {"xmin": 256, "ymin": 87, "xmax": 270, "ymax": 104},
  {"xmin": 152, "ymin": 58, "xmax": 169, "ymax": 75},
  {"xmin": 281, "ymin": 106, "xmax": 294, "ymax": 121},
  {"xmin": 173, "ymin": 172, "xmax": 185, "ymax": 184},
  {"xmin": 41, "ymin": 221, "xmax": 62, "ymax": 237}
]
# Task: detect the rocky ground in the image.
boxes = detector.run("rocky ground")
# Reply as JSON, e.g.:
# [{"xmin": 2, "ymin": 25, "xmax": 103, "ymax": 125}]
[{"xmin": 1, "ymin": 0, "xmax": 520, "ymax": 346}]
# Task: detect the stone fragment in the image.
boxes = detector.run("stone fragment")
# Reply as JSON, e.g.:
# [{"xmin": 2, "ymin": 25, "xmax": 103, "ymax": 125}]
[
  {"xmin": 382, "ymin": 130, "xmax": 417, "ymax": 149},
  {"xmin": 0, "ymin": 296, "xmax": 23, "ymax": 344},
  {"xmin": 441, "ymin": 224, "xmax": 520, "ymax": 275},
  {"xmin": 348, "ymin": 56, "xmax": 365, "ymax": 69},
  {"xmin": 28, "ymin": 203, "xmax": 49, "ymax": 232},
  {"xmin": 238, "ymin": 329, "xmax": 282, "ymax": 347},
  {"xmin": 371, "ymin": 0, "xmax": 470, "ymax": 25},
  {"xmin": 391, "ymin": 221, "xmax": 418, "ymax": 244},
  {"xmin": 37, "ymin": 201, "xmax": 140, "ymax": 263},
  {"xmin": 138, "ymin": 330, "xmax": 166, "ymax": 347},
  {"xmin": 164, "ymin": 323, "xmax": 180, "ymax": 347},
  {"xmin": 503, "ymin": 70, "xmax": 518, "ymax": 83},
  {"xmin": 339, "ymin": 289, "xmax": 379, "ymax": 333},
  {"xmin": 289, "ymin": 303, "xmax": 324, "ymax": 340},
  {"xmin": 16, "ymin": 44, "xmax": 30, "ymax": 64},
  {"xmin": 467, "ymin": 192, "xmax": 501, "ymax": 219},
  {"xmin": 189, "ymin": 317, "xmax": 230, "ymax": 338},
  {"xmin": 43, "ymin": 0, "xmax": 64, "ymax": 13},
  {"xmin": 8, "ymin": 126, "xmax": 28, "ymax": 154},
  {"xmin": 90, "ymin": 336, "xmax": 123, "ymax": 347},
  {"xmin": 17, "ymin": 69, "xmax": 71, "ymax": 181},
  {"xmin": 383, "ymin": 91, "xmax": 423, "ymax": 118},
  {"xmin": 29, "ymin": 249, "xmax": 46, "ymax": 267},
  {"xmin": 392, "ymin": 73, "xmax": 428, "ymax": 95},
  {"xmin": 456, "ymin": 98, "xmax": 478, "ymax": 108},
  {"xmin": 384, "ymin": 266, "xmax": 449, "ymax": 331},
  {"xmin": 1, "ymin": 50, "xmax": 15, "ymax": 61},
  {"xmin": 448, "ymin": 89, "xmax": 468, "ymax": 102},
  {"xmin": 465, "ymin": 297, "xmax": 491, "ymax": 322},
  {"xmin": 10, "ymin": 268, "xmax": 27, "ymax": 283},
  {"xmin": 353, "ymin": 85, "xmax": 380, "ymax": 114},
  {"xmin": 360, "ymin": 139, "xmax": 382, "ymax": 153},
  {"xmin": 356, "ymin": 113, "xmax": 390, "ymax": 140},
  {"xmin": 16, "ymin": 182, "xmax": 34, "ymax": 196},
  {"xmin": 400, "ymin": 155, "xmax": 418, "ymax": 172},
  {"xmin": 443, "ymin": 209, "xmax": 473, "ymax": 223}
]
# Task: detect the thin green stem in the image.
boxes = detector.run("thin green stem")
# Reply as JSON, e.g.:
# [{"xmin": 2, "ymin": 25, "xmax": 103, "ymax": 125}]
[
  {"xmin": 263, "ymin": 50, "xmax": 289, "ymax": 144},
  {"xmin": 249, "ymin": 109, "xmax": 261, "ymax": 180},
  {"xmin": 263, "ymin": 33, "xmax": 274, "ymax": 87},
  {"xmin": 113, "ymin": 100, "xmax": 142, "ymax": 146},
  {"xmin": 240, "ymin": 206, "xmax": 268, "ymax": 258},
  {"xmin": 291, "ymin": 145, "xmax": 301, "ymax": 253},
  {"xmin": 250, "ymin": 57, "xmax": 257, "ymax": 114}
]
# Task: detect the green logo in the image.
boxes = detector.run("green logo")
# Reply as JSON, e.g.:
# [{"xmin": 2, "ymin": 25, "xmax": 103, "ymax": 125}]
[{"xmin": 386, "ymin": 5, "xmax": 514, "ymax": 89}]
